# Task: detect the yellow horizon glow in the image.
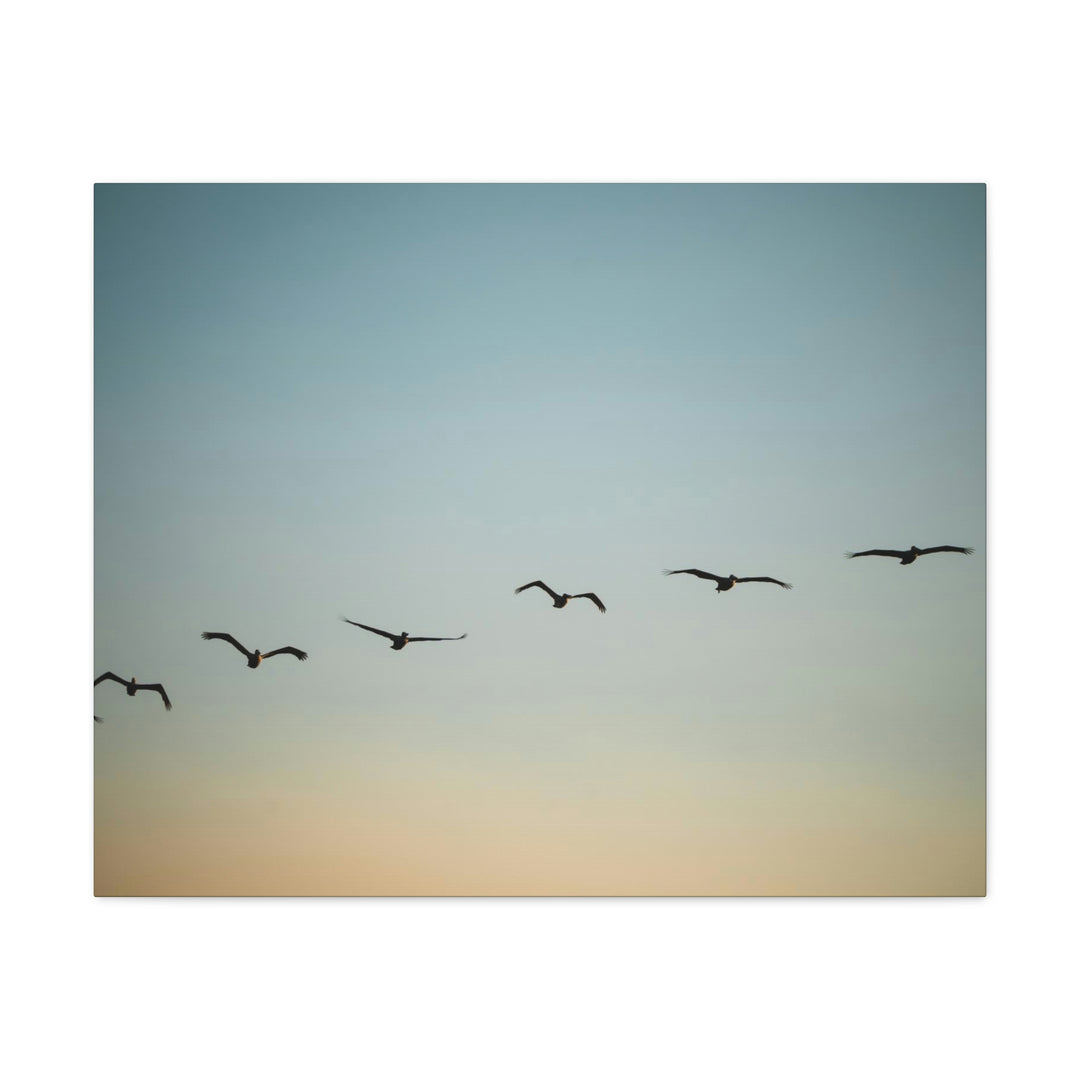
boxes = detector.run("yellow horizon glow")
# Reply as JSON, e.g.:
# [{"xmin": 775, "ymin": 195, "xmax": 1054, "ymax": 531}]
[{"xmin": 95, "ymin": 739, "xmax": 984, "ymax": 896}]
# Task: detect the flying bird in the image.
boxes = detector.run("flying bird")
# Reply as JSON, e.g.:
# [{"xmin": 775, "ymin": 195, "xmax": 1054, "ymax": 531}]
[
  {"xmin": 514, "ymin": 580, "xmax": 606, "ymax": 613},
  {"xmin": 93, "ymin": 672, "xmax": 173, "ymax": 711},
  {"xmin": 845, "ymin": 545, "xmax": 974, "ymax": 565},
  {"xmin": 342, "ymin": 618, "xmax": 467, "ymax": 650},
  {"xmin": 662, "ymin": 569, "xmax": 793, "ymax": 592},
  {"xmin": 201, "ymin": 632, "xmax": 308, "ymax": 667}
]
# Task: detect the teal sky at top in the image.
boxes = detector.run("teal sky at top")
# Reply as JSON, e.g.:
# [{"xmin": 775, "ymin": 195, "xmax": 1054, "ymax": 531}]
[{"xmin": 95, "ymin": 184, "xmax": 985, "ymax": 823}]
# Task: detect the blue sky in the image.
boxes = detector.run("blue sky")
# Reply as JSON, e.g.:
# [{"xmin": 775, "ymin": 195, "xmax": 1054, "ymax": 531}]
[{"xmin": 94, "ymin": 184, "xmax": 984, "ymax": 894}]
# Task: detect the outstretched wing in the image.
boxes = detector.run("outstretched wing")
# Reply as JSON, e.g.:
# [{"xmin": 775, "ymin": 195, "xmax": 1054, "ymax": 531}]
[
  {"xmin": 341, "ymin": 618, "xmax": 397, "ymax": 640},
  {"xmin": 570, "ymin": 593, "xmax": 606, "ymax": 613},
  {"xmin": 138, "ymin": 683, "xmax": 173, "ymax": 710},
  {"xmin": 515, "ymin": 580, "xmax": 560, "ymax": 600},
  {"xmin": 201, "ymin": 631, "xmax": 251, "ymax": 656},
  {"xmin": 662, "ymin": 568, "xmax": 722, "ymax": 582},
  {"xmin": 919, "ymin": 546, "xmax": 974, "ymax": 556},
  {"xmin": 94, "ymin": 671, "xmax": 128, "ymax": 687},
  {"xmin": 407, "ymin": 634, "xmax": 468, "ymax": 643},
  {"xmin": 738, "ymin": 577, "xmax": 793, "ymax": 589},
  {"xmin": 261, "ymin": 646, "xmax": 308, "ymax": 662},
  {"xmin": 844, "ymin": 550, "xmax": 905, "ymax": 559}
]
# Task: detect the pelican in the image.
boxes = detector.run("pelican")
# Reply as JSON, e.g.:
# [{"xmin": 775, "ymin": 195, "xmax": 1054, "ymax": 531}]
[
  {"xmin": 201, "ymin": 632, "xmax": 308, "ymax": 666},
  {"xmin": 93, "ymin": 672, "xmax": 172, "ymax": 711},
  {"xmin": 514, "ymin": 580, "xmax": 606, "ymax": 613},
  {"xmin": 662, "ymin": 569, "xmax": 793, "ymax": 592},
  {"xmin": 342, "ymin": 618, "xmax": 467, "ymax": 650},
  {"xmin": 845, "ymin": 545, "xmax": 974, "ymax": 565}
]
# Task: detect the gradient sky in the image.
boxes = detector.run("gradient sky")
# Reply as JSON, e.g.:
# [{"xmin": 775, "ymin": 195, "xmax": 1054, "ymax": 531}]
[{"xmin": 94, "ymin": 183, "xmax": 985, "ymax": 895}]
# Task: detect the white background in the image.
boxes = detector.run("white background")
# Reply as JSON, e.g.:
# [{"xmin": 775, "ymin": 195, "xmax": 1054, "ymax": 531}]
[{"xmin": 2, "ymin": 1, "xmax": 1076, "ymax": 1076}]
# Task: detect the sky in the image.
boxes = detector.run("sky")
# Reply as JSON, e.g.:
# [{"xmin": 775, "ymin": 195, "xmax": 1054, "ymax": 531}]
[{"xmin": 94, "ymin": 183, "xmax": 985, "ymax": 895}]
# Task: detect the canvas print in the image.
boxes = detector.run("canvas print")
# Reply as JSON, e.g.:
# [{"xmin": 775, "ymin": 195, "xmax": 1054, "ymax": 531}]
[{"xmin": 94, "ymin": 183, "xmax": 985, "ymax": 896}]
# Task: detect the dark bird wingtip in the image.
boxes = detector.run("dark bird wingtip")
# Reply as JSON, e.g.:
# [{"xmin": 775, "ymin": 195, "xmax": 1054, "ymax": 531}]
[
  {"xmin": 782, "ymin": 583, "xmax": 794, "ymax": 589},
  {"xmin": 297, "ymin": 651, "xmax": 309, "ymax": 661},
  {"xmin": 963, "ymin": 547, "xmax": 975, "ymax": 554},
  {"xmin": 843, "ymin": 552, "xmax": 855, "ymax": 559},
  {"xmin": 200, "ymin": 631, "xmax": 213, "ymax": 639},
  {"xmin": 661, "ymin": 569, "xmax": 675, "ymax": 575}
]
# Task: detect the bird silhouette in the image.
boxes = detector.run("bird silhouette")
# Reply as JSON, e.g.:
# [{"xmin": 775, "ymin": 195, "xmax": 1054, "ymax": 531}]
[
  {"xmin": 93, "ymin": 672, "xmax": 172, "ymax": 710},
  {"xmin": 845, "ymin": 545, "xmax": 974, "ymax": 565},
  {"xmin": 342, "ymin": 618, "xmax": 467, "ymax": 650},
  {"xmin": 662, "ymin": 569, "xmax": 792, "ymax": 592},
  {"xmin": 514, "ymin": 580, "xmax": 606, "ymax": 613},
  {"xmin": 201, "ymin": 632, "xmax": 308, "ymax": 666}
]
